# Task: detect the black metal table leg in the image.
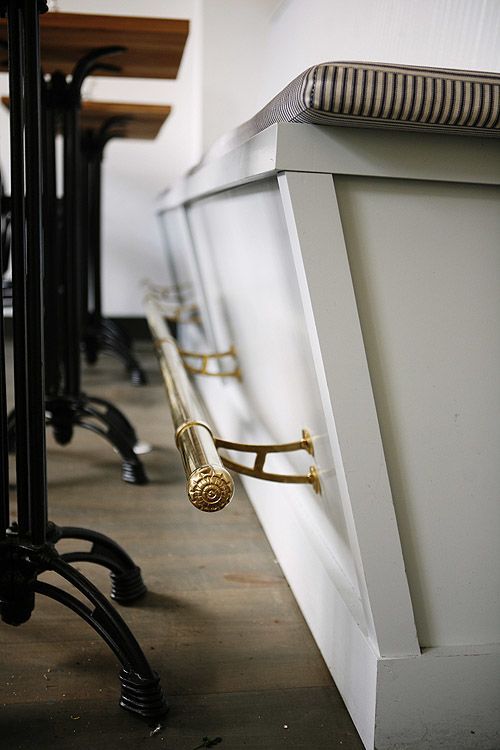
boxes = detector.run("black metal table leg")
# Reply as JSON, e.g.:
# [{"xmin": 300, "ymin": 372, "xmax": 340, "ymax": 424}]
[
  {"xmin": 0, "ymin": 1, "xmax": 166, "ymax": 723},
  {"xmin": 0, "ymin": 163, "xmax": 8, "ymax": 537},
  {"xmin": 40, "ymin": 59, "xmax": 148, "ymax": 484},
  {"xmin": 8, "ymin": 0, "xmax": 48, "ymax": 544},
  {"xmin": 3, "ymin": 46, "xmax": 149, "ymax": 483},
  {"xmin": 82, "ymin": 127, "xmax": 147, "ymax": 386},
  {"xmin": 42, "ymin": 75, "xmax": 62, "ymax": 400},
  {"xmin": 7, "ymin": 0, "xmax": 30, "ymax": 535}
]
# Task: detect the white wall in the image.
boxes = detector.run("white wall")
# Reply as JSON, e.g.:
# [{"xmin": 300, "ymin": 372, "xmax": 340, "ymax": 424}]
[
  {"xmin": 266, "ymin": 0, "xmax": 500, "ymax": 100},
  {"xmin": 66, "ymin": 0, "xmax": 201, "ymax": 317},
  {"xmin": 197, "ymin": 0, "xmax": 281, "ymax": 152},
  {"xmin": 96, "ymin": 0, "xmax": 279, "ymax": 313}
]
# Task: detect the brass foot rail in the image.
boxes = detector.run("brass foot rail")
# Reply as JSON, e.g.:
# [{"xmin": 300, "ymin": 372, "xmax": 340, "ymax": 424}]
[
  {"xmin": 179, "ymin": 345, "xmax": 241, "ymax": 379},
  {"xmin": 145, "ymin": 294, "xmax": 234, "ymax": 512},
  {"xmin": 145, "ymin": 295, "xmax": 321, "ymax": 512}
]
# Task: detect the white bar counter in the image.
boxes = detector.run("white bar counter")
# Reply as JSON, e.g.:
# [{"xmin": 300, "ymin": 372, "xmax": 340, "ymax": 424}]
[{"xmin": 158, "ymin": 122, "xmax": 500, "ymax": 750}]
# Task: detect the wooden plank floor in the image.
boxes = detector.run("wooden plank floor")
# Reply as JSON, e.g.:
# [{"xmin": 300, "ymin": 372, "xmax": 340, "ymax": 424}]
[{"xmin": 1, "ymin": 343, "xmax": 364, "ymax": 749}]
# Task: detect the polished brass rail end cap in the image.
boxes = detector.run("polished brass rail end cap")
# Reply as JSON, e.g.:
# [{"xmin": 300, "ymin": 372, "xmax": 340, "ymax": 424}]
[{"xmin": 187, "ymin": 466, "xmax": 234, "ymax": 512}]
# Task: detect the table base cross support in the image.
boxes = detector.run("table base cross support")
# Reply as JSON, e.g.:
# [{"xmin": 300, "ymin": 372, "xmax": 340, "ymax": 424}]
[
  {"xmin": 47, "ymin": 522, "xmax": 147, "ymax": 604},
  {"xmin": 0, "ymin": 527, "xmax": 168, "ymax": 721}
]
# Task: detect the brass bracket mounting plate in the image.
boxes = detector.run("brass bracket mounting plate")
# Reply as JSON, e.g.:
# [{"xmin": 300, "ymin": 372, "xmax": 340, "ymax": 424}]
[
  {"xmin": 179, "ymin": 345, "xmax": 241, "ymax": 379},
  {"xmin": 214, "ymin": 429, "xmax": 321, "ymax": 494}
]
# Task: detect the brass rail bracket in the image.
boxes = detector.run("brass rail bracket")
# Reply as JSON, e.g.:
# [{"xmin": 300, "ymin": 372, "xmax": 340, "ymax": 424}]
[
  {"xmin": 164, "ymin": 303, "xmax": 200, "ymax": 325},
  {"xmin": 144, "ymin": 289, "xmax": 200, "ymax": 325},
  {"xmin": 179, "ymin": 345, "xmax": 241, "ymax": 379},
  {"xmin": 214, "ymin": 429, "xmax": 321, "ymax": 494}
]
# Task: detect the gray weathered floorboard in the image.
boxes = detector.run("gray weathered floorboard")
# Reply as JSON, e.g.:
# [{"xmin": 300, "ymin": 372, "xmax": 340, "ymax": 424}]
[{"xmin": 1, "ymin": 345, "xmax": 363, "ymax": 749}]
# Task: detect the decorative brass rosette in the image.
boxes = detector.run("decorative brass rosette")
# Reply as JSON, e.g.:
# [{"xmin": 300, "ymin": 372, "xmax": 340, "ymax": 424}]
[{"xmin": 187, "ymin": 465, "xmax": 234, "ymax": 512}]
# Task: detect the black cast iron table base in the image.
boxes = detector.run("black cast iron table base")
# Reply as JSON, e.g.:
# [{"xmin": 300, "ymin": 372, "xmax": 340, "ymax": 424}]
[
  {"xmin": 0, "ymin": 523, "xmax": 167, "ymax": 721},
  {"xmin": 83, "ymin": 316, "xmax": 147, "ymax": 386},
  {"xmin": 7, "ymin": 393, "xmax": 148, "ymax": 485}
]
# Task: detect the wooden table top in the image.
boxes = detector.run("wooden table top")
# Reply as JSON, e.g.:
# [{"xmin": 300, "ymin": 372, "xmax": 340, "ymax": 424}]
[
  {"xmin": 0, "ymin": 12, "xmax": 189, "ymax": 79},
  {"xmin": 1, "ymin": 98, "xmax": 172, "ymax": 140},
  {"xmin": 80, "ymin": 101, "xmax": 172, "ymax": 140}
]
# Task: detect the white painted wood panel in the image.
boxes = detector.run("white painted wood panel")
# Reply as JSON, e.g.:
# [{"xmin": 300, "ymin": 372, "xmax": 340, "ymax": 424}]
[
  {"xmin": 159, "ymin": 125, "xmax": 500, "ymax": 214},
  {"xmin": 157, "ymin": 205, "xmax": 220, "ymax": 351},
  {"xmin": 157, "ymin": 206, "xmax": 194, "ymax": 297},
  {"xmin": 158, "ymin": 122, "xmax": 500, "ymax": 749},
  {"xmin": 185, "ymin": 179, "xmax": 360, "ymax": 598},
  {"xmin": 278, "ymin": 171, "xmax": 419, "ymax": 658},
  {"xmin": 335, "ymin": 175, "xmax": 500, "ymax": 648}
]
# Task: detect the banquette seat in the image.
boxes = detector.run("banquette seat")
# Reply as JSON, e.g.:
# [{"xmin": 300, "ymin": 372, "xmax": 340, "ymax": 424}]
[{"xmin": 153, "ymin": 62, "xmax": 500, "ymax": 750}]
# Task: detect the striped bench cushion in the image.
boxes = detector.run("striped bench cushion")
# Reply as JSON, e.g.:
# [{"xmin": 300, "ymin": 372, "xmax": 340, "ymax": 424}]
[{"xmin": 205, "ymin": 62, "xmax": 500, "ymax": 162}]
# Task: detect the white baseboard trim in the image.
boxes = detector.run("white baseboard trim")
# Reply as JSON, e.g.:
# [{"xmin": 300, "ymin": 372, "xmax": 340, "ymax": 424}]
[
  {"xmin": 247, "ymin": 474, "xmax": 378, "ymax": 749},
  {"xmin": 249, "ymin": 475, "xmax": 500, "ymax": 750}
]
